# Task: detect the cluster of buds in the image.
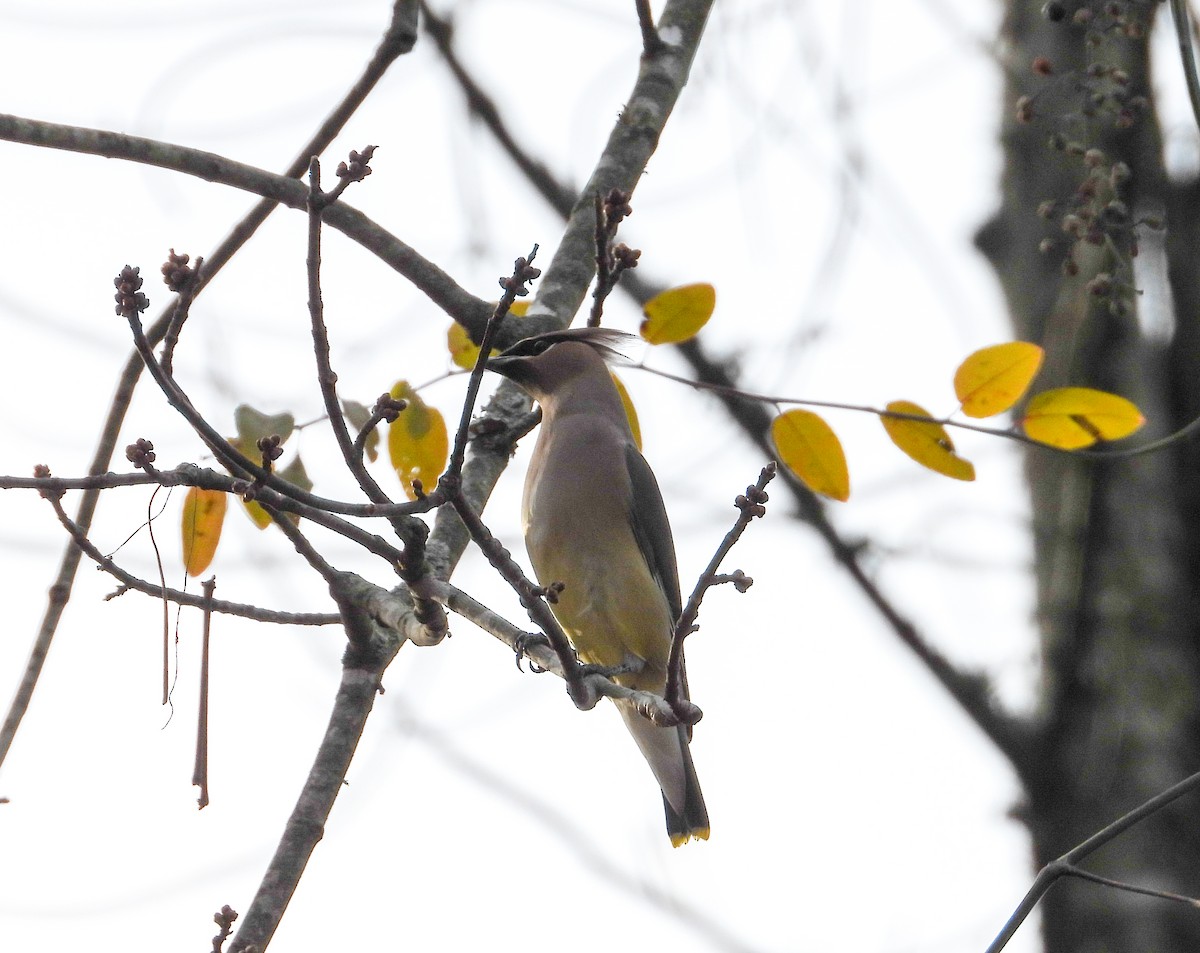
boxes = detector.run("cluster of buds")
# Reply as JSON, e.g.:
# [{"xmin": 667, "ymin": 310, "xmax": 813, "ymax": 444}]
[
  {"xmin": 161, "ymin": 248, "xmax": 201, "ymax": 294},
  {"xmin": 538, "ymin": 580, "xmax": 566, "ymax": 605},
  {"xmin": 372, "ymin": 392, "xmax": 407, "ymax": 423},
  {"xmin": 125, "ymin": 438, "xmax": 157, "ymax": 470},
  {"xmin": 257, "ymin": 434, "xmax": 285, "ymax": 467},
  {"xmin": 736, "ymin": 482, "xmax": 769, "ymax": 520},
  {"xmin": 336, "ymin": 145, "xmax": 376, "ymax": 184},
  {"xmin": 602, "ymin": 187, "xmax": 634, "ymax": 229},
  {"xmin": 113, "ymin": 265, "xmax": 149, "ymax": 318},
  {"xmin": 612, "ymin": 242, "xmax": 641, "ymax": 271},
  {"xmin": 499, "ymin": 251, "xmax": 541, "ymax": 297}
]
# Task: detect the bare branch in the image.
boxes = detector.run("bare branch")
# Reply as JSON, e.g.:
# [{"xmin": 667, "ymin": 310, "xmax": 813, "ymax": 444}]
[
  {"xmin": 443, "ymin": 247, "xmax": 541, "ymax": 482},
  {"xmin": 986, "ymin": 769, "xmax": 1200, "ymax": 952},
  {"xmin": 634, "ymin": 0, "xmax": 668, "ymax": 56},
  {"xmin": 228, "ymin": 653, "xmax": 398, "ymax": 953},
  {"xmin": 0, "ymin": 0, "xmax": 421, "ymax": 772},
  {"xmin": 0, "ymin": 113, "xmax": 492, "ymax": 335},
  {"xmin": 39, "ymin": 488, "xmax": 337, "ymax": 625},
  {"xmin": 530, "ymin": 0, "xmax": 715, "ymax": 328},
  {"xmin": 303, "ymin": 152, "xmax": 396, "ymax": 510},
  {"xmin": 193, "ymin": 577, "xmax": 216, "ymax": 810},
  {"xmin": 664, "ymin": 463, "xmax": 775, "ymax": 713}
]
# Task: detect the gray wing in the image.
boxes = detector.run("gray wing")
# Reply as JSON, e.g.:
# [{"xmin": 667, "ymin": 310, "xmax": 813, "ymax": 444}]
[{"xmin": 624, "ymin": 443, "xmax": 683, "ymax": 622}]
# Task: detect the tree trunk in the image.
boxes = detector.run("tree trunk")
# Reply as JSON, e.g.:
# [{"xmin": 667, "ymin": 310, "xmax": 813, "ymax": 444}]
[{"xmin": 978, "ymin": 2, "xmax": 1200, "ymax": 949}]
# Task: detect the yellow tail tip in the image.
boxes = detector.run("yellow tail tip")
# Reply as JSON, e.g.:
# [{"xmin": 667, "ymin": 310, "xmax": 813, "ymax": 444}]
[{"xmin": 670, "ymin": 827, "xmax": 711, "ymax": 848}]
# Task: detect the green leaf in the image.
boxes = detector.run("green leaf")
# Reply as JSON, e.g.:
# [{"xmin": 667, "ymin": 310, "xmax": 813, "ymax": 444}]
[{"xmin": 232, "ymin": 405, "xmax": 294, "ymax": 453}]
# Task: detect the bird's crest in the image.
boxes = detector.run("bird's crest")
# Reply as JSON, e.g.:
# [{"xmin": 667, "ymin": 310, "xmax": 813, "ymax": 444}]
[{"xmin": 499, "ymin": 327, "xmax": 642, "ymax": 366}]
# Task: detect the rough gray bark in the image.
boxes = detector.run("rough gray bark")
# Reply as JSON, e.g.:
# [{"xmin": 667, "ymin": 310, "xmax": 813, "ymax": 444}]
[{"xmin": 977, "ymin": 2, "xmax": 1200, "ymax": 949}]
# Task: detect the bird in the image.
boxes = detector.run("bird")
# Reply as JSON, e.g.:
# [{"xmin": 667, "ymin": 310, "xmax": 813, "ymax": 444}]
[{"xmin": 487, "ymin": 326, "xmax": 709, "ymax": 846}]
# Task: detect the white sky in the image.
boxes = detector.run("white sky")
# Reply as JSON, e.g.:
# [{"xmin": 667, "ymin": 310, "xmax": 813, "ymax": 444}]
[{"xmin": 3, "ymin": 0, "xmax": 1163, "ymax": 950}]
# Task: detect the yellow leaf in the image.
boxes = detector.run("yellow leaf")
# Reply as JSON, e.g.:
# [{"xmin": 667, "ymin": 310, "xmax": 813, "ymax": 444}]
[
  {"xmin": 881, "ymin": 401, "xmax": 976, "ymax": 481},
  {"xmin": 1021, "ymin": 387, "xmax": 1145, "ymax": 449},
  {"xmin": 182, "ymin": 487, "xmax": 227, "ymax": 576},
  {"xmin": 610, "ymin": 372, "xmax": 642, "ymax": 450},
  {"xmin": 448, "ymin": 323, "xmax": 486, "ymax": 371},
  {"xmin": 241, "ymin": 499, "xmax": 273, "ymax": 530},
  {"xmin": 388, "ymin": 380, "xmax": 449, "ymax": 500},
  {"xmin": 954, "ymin": 341, "xmax": 1044, "ymax": 418},
  {"xmin": 234, "ymin": 452, "xmax": 313, "ymax": 531},
  {"xmin": 447, "ymin": 301, "xmax": 529, "ymax": 370},
  {"xmin": 770, "ymin": 409, "xmax": 850, "ymax": 501},
  {"xmin": 640, "ymin": 283, "xmax": 716, "ymax": 345}
]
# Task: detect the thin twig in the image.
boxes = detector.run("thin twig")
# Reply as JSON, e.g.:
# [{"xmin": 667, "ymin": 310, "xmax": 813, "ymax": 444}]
[
  {"xmin": 41, "ymin": 490, "xmax": 338, "ymax": 625},
  {"xmin": 270, "ymin": 508, "xmax": 341, "ymax": 587},
  {"xmin": 664, "ymin": 463, "xmax": 774, "ymax": 711},
  {"xmin": 300, "ymin": 151, "xmax": 447, "ymax": 633},
  {"xmin": 13, "ymin": 462, "xmax": 419, "ymax": 565},
  {"xmin": 160, "ymin": 250, "xmax": 204, "ymax": 377},
  {"xmin": 5, "ymin": 460, "xmax": 439, "ymax": 520},
  {"xmin": 435, "ymin": 579, "xmax": 682, "ymax": 724},
  {"xmin": 446, "ymin": 486, "xmax": 595, "ymax": 709},
  {"xmin": 634, "ymin": 0, "xmax": 668, "ymax": 56},
  {"xmin": 304, "ymin": 154, "xmax": 395, "ymax": 510},
  {"xmin": 985, "ymin": 769, "xmax": 1200, "ymax": 952},
  {"xmin": 444, "ymin": 246, "xmax": 541, "ymax": 481},
  {"xmin": 0, "ymin": 113, "xmax": 492, "ymax": 335},
  {"xmin": 641, "ymin": 362, "xmax": 1195, "ymax": 461},
  {"xmin": 589, "ymin": 192, "xmax": 611, "ymax": 327},
  {"xmin": 123, "ymin": 309, "xmax": 431, "ymax": 541},
  {"xmin": 1061, "ymin": 864, "xmax": 1200, "ymax": 908},
  {"xmin": 193, "ymin": 577, "xmax": 215, "ymax": 809},
  {"xmin": 0, "ymin": 0, "xmax": 420, "ymax": 772}
]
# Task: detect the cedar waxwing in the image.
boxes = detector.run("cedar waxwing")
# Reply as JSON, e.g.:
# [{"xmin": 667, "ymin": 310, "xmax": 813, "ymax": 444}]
[{"xmin": 488, "ymin": 327, "xmax": 709, "ymax": 846}]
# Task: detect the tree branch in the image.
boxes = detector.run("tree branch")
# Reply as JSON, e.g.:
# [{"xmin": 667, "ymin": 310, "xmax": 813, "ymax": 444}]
[
  {"xmin": 985, "ymin": 768, "xmax": 1200, "ymax": 952},
  {"xmin": 0, "ymin": 113, "xmax": 492, "ymax": 335},
  {"xmin": 40, "ymin": 488, "xmax": 337, "ymax": 625},
  {"xmin": 421, "ymin": 0, "xmax": 1032, "ymax": 774},
  {"xmin": 0, "ymin": 0, "xmax": 421, "ymax": 774}
]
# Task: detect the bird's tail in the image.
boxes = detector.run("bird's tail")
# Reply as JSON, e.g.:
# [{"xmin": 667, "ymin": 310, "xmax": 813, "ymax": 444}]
[{"xmin": 618, "ymin": 706, "xmax": 710, "ymax": 846}]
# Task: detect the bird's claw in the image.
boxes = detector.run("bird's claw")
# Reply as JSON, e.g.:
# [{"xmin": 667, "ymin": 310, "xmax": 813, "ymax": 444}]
[{"xmin": 514, "ymin": 631, "xmax": 550, "ymax": 672}]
